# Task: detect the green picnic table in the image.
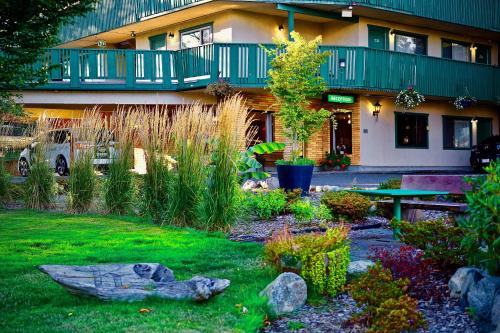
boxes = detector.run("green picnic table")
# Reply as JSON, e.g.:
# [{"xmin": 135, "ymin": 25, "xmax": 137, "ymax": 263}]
[{"xmin": 350, "ymin": 189, "xmax": 449, "ymax": 238}]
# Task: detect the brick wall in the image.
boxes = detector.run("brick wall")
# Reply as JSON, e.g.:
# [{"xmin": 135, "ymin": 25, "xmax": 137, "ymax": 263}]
[{"xmin": 242, "ymin": 91, "xmax": 361, "ymax": 166}]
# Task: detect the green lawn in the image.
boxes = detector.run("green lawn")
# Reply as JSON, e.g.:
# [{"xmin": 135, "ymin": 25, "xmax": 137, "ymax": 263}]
[{"xmin": 0, "ymin": 210, "xmax": 275, "ymax": 333}]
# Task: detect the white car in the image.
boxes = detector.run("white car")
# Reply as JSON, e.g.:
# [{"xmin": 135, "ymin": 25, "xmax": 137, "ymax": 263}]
[{"xmin": 18, "ymin": 128, "xmax": 116, "ymax": 177}]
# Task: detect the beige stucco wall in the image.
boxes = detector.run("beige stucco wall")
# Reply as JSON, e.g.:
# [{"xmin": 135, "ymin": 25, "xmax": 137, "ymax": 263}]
[{"xmin": 359, "ymin": 96, "xmax": 499, "ymax": 167}]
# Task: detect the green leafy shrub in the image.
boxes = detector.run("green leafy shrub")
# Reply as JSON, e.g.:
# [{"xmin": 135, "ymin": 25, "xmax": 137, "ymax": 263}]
[
  {"xmin": 377, "ymin": 178, "xmax": 401, "ymax": 190},
  {"xmin": 289, "ymin": 199, "xmax": 315, "ymax": 222},
  {"xmin": 245, "ymin": 189, "xmax": 287, "ymax": 219},
  {"xmin": 321, "ymin": 191, "xmax": 371, "ymax": 221},
  {"xmin": 264, "ymin": 226, "xmax": 350, "ymax": 296},
  {"xmin": 314, "ymin": 204, "xmax": 333, "ymax": 223},
  {"xmin": 320, "ymin": 152, "xmax": 351, "ymax": 170},
  {"xmin": 276, "ymin": 158, "xmax": 315, "ymax": 166},
  {"xmin": 395, "ymin": 219, "xmax": 465, "ymax": 267},
  {"xmin": 348, "ymin": 263, "xmax": 426, "ymax": 332},
  {"xmin": 460, "ymin": 161, "xmax": 500, "ymax": 275},
  {"xmin": 285, "ymin": 188, "xmax": 303, "ymax": 204}
]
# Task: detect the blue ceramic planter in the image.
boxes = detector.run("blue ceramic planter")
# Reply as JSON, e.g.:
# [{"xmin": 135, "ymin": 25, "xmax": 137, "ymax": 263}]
[{"xmin": 277, "ymin": 164, "xmax": 314, "ymax": 193}]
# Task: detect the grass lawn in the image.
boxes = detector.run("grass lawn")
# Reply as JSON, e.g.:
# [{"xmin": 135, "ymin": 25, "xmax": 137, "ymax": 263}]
[{"xmin": 0, "ymin": 210, "xmax": 275, "ymax": 333}]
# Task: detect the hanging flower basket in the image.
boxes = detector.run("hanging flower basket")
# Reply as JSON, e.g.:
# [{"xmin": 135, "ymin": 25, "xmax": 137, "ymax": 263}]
[
  {"xmin": 206, "ymin": 79, "xmax": 235, "ymax": 101},
  {"xmin": 395, "ymin": 86, "xmax": 425, "ymax": 111},
  {"xmin": 454, "ymin": 96, "xmax": 477, "ymax": 110}
]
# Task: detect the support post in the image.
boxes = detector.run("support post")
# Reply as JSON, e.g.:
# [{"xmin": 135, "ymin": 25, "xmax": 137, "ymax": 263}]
[{"xmin": 287, "ymin": 11, "xmax": 295, "ymax": 40}]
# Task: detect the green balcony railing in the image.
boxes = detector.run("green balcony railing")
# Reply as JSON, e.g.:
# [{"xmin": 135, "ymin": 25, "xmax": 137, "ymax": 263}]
[
  {"xmin": 37, "ymin": 44, "xmax": 500, "ymax": 102},
  {"xmin": 59, "ymin": 1, "xmax": 500, "ymax": 44}
]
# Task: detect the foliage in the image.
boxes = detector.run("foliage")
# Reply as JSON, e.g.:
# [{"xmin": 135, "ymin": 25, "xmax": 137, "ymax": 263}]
[
  {"xmin": 347, "ymin": 263, "xmax": 427, "ymax": 332},
  {"xmin": 320, "ymin": 152, "xmax": 351, "ymax": 170},
  {"xmin": 395, "ymin": 85, "xmax": 425, "ymax": 111},
  {"xmin": 289, "ymin": 199, "xmax": 315, "ymax": 222},
  {"xmin": 264, "ymin": 226, "xmax": 350, "ymax": 296},
  {"xmin": 276, "ymin": 158, "xmax": 315, "ymax": 166},
  {"xmin": 395, "ymin": 219, "xmax": 466, "ymax": 267},
  {"xmin": 0, "ymin": 159, "xmax": 9, "ymax": 204},
  {"xmin": 460, "ymin": 161, "xmax": 500, "ymax": 275},
  {"xmin": 245, "ymin": 189, "xmax": 287, "ymax": 219},
  {"xmin": 284, "ymin": 188, "xmax": 303, "ymax": 204},
  {"xmin": 239, "ymin": 142, "xmax": 285, "ymax": 180},
  {"xmin": 170, "ymin": 103, "xmax": 215, "ymax": 227},
  {"xmin": 454, "ymin": 95, "xmax": 477, "ymax": 110},
  {"xmin": 321, "ymin": 191, "xmax": 372, "ymax": 221},
  {"xmin": 370, "ymin": 246, "xmax": 446, "ymax": 301},
  {"xmin": 368, "ymin": 295, "xmax": 427, "ymax": 333},
  {"xmin": 0, "ymin": 210, "xmax": 275, "ymax": 332},
  {"xmin": 264, "ymin": 32, "xmax": 331, "ymax": 162},
  {"xmin": 206, "ymin": 79, "xmax": 235, "ymax": 100},
  {"xmin": 314, "ymin": 204, "xmax": 333, "ymax": 223},
  {"xmin": 377, "ymin": 177, "xmax": 402, "ymax": 190},
  {"xmin": 104, "ymin": 110, "xmax": 137, "ymax": 215},
  {"xmin": 0, "ymin": 0, "xmax": 97, "ymax": 115},
  {"xmin": 68, "ymin": 108, "xmax": 104, "ymax": 213},
  {"xmin": 202, "ymin": 95, "xmax": 252, "ymax": 231}
]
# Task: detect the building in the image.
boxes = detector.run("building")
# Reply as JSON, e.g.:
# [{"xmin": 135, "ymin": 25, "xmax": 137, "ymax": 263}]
[{"xmin": 18, "ymin": 0, "xmax": 500, "ymax": 171}]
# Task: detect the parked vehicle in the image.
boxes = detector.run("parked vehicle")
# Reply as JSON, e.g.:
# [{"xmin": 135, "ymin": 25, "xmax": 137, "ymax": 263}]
[
  {"xmin": 18, "ymin": 128, "xmax": 115, "ymax": 177},
  {"xmin": 470, "ymin": 135, "xmax": 500, "ymax": 172}
]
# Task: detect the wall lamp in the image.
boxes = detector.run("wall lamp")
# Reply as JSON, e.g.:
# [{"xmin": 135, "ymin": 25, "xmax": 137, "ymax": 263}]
[
  {"xmin": 470, "ymin": 43, "xmax": 477, "ymax": 51},
  {"xmin": 389, "ymin": 28, "xmax": 395, "ymax": 36},
  {"xmin": 168, "ymin": 32, "xmax": 175, "ymax": 39},
  {"xmin": 373, "ymin": 101, "xmax": 382, "ymax": 119},
  {"xmin": 278, "ymin": 24, "xmax": 284, "ymax": 31},
  {"xmin": 130, "ymin": 31, "xmax": 136, "ymax": 38}
]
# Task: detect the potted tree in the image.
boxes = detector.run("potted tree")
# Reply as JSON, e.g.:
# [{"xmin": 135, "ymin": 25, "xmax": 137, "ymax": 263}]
[{"xmin": 264, "ymin": 32, "xmax": 331, "ymax": 192}]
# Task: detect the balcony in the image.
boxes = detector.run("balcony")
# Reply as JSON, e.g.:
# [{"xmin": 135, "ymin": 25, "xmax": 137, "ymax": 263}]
[{"xmin": 37, "ymin": 45, "xmax": 500, "ymax": 102}]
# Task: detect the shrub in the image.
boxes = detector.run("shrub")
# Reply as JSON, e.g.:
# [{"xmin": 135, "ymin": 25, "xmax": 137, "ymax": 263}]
[
  {"xmin": 285, "ymin": 188, "xmax": 302, "ymax": 204},
  {"xmin": 395, "ymin": 219, "xmax": 465, "ymax": 267},
  {"xmin": 321, "ymin": 152, "xmax": 351, "ymax": 170},
  {"xmin": 0, "ymin": 159, "xmax": 9, "ymax": 205},
  {"xmin": 377, "ymin": 178, "xmax": 401, "ymax": 190},
  {"xmin": 245, "ymin": 189, "xmax": 287, "ymax": 219},
  {"xmin": 69, "ymin": 108, "xmax": 104, "ymax": 213},
  {"xmin": 370, "ymin": 246, "xmax": 445, "ymax": 301},
  {"xmin": 104, "ymin": 110, "xmax": 138, "ymax": 215},
  {"xmin": 289, "ymin": 199, "xmax": 315, "ymax": 223},
  {"xmin": 321, "ymin": 191, "xmax": 371, "ymax": 221},
  {"xmin": 170, "ymin": 103, "xmax": 215, "ymax": 227},
  {"xmin": 137, "ymin": 105, "xmax": 175, "ymax": 224},
  {"xmin": 264, "ymin": 226, "xmax": 350, "ymax": 296},
  {"xmin": 314, "ymin": 204, "xmax": 333, "ymax": 223},
  {"xmin": 460, "ymin": 161, "xmax": 500, "ymax": 276},
  {"xmin": 347, "ymin": 263, "xmax": 426, "ymax": 332},
  {"xmin": 201, "ymin": 95, "xmax": 252, "ymax": 231}
]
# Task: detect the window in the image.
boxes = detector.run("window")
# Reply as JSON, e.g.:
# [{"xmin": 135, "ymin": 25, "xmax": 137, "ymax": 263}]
[
  {"xmin": 149, "ymin": 34, "xmax": 166, "ymax": 51},
  {"xmin": 443, "ymin": 116, "xmax": 472, "ymax": 149},
  {"xmin": 394, "ymin": 32, "xmax": 427, "ymax": 55},
  {"xmin": 368, "ymin": 25, "xmax": 389, "ymax": 50},
  {"xmin": 180, "ymin": 24, "xmax": 212, "ymax": 49},
  {"xmin": 395, "ymin": 112, "xmax": 429, "ymax": 149},
  {"xmin": 475, "ymin": 44, "xmax": 491, "ymax": 65},
  {"xmin": 442, "ymin": 39, "xmax": 471, "ymax": 62}
]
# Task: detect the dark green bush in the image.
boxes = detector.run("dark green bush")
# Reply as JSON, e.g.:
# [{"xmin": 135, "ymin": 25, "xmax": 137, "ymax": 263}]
[
  {"xmin": 321, "ymin": 191, "xmax": 371, "ymax": 221},
  {"xmin": 395, "ymin": 219, "xmax": 465, "ymax": 267},
  {"xmin": 245, "ymin": 189, "xmax": 287, "ymax": 219},
  {"xmin": 460, "ymin": 161, "xmax": 499, "ymax": 276},
  {"xmin": 289, "ymin": 199, "xmax": 315, "ymax": 222}
]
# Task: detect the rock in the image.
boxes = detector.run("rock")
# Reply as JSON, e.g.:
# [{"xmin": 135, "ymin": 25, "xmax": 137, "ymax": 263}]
[
  {"xmin": 322, "ymin": 185, "xmax": 332, "ymax": 192},
  {"xmin": 315, "ymin": 186, "xmax": 322, "ymax": 192},
  {"xmin": 242, "ymin": 180, "xmax": 257, "ymax": 191},
  {"xmin": 39, "ymin": 263, "xmax": 230, "ymax": 302},
  {"xmin": 266, "ymin": 177, "xmax": 279, "ymax": 190},
  {"xmin": 467, "ymin": 276, "xmax": 500, "ymax": 320},
  {"xmin": 347, "ymin": 260, "xmax": 375, "ymax": 275},
  {"xmin": 492, "ymin": 293, "xmax": 500, "ymax": 329},
  {"xmin": 449, "ymin": 267, "xmax": 483, "ymax": 304},
  {"xmin": 260, "ymin": 273, "xmax": 307, "ymax": 315}
]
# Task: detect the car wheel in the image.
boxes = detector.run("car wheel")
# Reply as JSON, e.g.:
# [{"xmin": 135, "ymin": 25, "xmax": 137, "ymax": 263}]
[
  {"xmin": 19, "ymin": 158, "xmax": 29, "ymax": 177},
  {"xmin": 56, "ymin": 156, "xmax": 69, "ymax": 176}
]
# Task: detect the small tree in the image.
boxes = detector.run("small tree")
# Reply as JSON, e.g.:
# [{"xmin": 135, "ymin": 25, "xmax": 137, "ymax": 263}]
[{"xmin": 264, "ymin": 32, "xmax": 331, "ymax": 162}]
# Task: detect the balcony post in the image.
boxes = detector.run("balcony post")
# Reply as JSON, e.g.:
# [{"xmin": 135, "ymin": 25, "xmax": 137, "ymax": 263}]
[
  {"xmin": 125, "ymin": 51, "xmax": 135, "ymax": 88},
  {"xmin": 287, "ymin": 11, "xmax": 295, "ymax": 40},
  {"xmin": 162, "ymin": 51, "xmax": 172, "ymax": 89},
  {"xmin": 69, "ymin": 49, "xmax": 80, "ymax": 88},
  {"xmin": 211, "ymin": 44, "xmax": 220, "ymax": 81}
]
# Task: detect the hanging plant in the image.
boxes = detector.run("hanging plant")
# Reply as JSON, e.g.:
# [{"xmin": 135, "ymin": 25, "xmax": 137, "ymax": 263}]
[
  {"xmin": 206, "ymin": 79, "xmax": 235, "ymax": 101},
  {"xmin": 395, "ymin": 86, "xmax": 425, "ymax": 111},
  {"xmin": 454, "ymin": 96, "xmax": 477, "ymax": 110}
]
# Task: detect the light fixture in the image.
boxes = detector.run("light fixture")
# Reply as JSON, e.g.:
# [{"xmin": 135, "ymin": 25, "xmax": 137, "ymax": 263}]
[
  {"xmin": 130, "ymin": 31, "xmax": 136, "ymax": 38},
  {"xmin": 339, "ymin": 58, "xmax": 346, "ymax": 68},
  {"xmin": 389, "ymin": 28, "xmax": 395, "ymax": 36},
  {"xmin": 470, "ymin": 43, "xmax": 477, "ymax": 51},
  {"xmin": 373, "ymin": 101, "xmax": 382, "ymax": 119},
  {"xmin": 471, "ymin": 117, "xmax": 478, "ymax": 123},
  {"xmin": 168, "ymin": 32, "xmax": 175, "ymax": 39},
  {"xmin": 278, "ymin": 24, "xmax": 284, "ymax": 31}
]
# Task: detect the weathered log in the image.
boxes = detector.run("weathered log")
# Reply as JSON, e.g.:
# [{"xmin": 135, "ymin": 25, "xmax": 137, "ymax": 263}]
[{"xmin": 39, "ymin": 263, "xmax": 230, "ymax": 302}]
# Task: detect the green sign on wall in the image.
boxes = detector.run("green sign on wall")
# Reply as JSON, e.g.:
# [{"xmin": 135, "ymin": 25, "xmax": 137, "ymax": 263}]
[{"xmin": 327, "ymin": 94, "xmax": 355, "ymax": 104}]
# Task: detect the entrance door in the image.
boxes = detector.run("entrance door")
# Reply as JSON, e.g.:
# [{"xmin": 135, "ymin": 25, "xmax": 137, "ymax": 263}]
[
  {"xmin": 368, "ymin": 26, "xmax": 389, "ymax": 50},
  {"xmin": 330, "ymin": 112, "xmax": 353, "ymax": 155}
]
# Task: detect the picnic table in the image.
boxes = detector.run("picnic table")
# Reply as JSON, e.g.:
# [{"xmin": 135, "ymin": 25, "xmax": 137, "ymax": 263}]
[{"xmin": 350, "ymin": 189, "xmax": 449, "ymax": 238}]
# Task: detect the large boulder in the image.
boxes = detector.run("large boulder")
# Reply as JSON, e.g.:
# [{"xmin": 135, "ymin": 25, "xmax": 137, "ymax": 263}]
[
  {"xmin": 449, "ymin": 267, "xmax": 483, "ymax": 304},
  {"xmin": 348, "ymin": 260, "xmax": 375, "ymax": 275},
  {"xmin": 260, "ymin": 273, "xmax": 307, "ymax": 315},
  {"xmin": 39, "ymin": 263, "xmax": 230, "ymax": 302},
  {"xmin": 467, "ymin": 276, "xmax": 500, "ymax": 321}
]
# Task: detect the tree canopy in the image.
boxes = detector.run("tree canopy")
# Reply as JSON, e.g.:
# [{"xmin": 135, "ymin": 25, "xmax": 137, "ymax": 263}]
[{"xmin": 0, "ymin": 0, "xmax": 97, "ymax": 115}]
